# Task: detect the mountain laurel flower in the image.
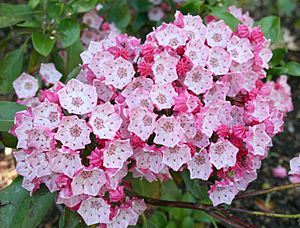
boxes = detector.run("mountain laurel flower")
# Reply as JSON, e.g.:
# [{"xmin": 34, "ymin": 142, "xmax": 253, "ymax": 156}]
[{"xmin": 11, "ymin": 6, "xmax": 293, "ymax": 226}]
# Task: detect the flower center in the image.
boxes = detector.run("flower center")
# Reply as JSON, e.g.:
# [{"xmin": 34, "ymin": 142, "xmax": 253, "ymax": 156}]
[
  {"xmin": 71, "ymin": 97, "xmax": 84, "ymax": 107},
  {"xmin": 70, "ymin": 124, "xmax": 82, "ymax": 138},
  {"xmin": 162, "ymin": 121, "xmax": 174, "ymax": 133}
]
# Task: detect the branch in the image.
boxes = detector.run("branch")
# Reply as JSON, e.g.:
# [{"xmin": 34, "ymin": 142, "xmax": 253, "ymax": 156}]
[
  {"xmin": 228, "ymin": 207, "xmax": 300, "ymax": 219},
  {"xmin": 143, "ymin": 197, "xmax": 255, "ymax": 228},
  {"xmin": 236, "ymin": 182, "xmax": 300, "ymax": 199}
]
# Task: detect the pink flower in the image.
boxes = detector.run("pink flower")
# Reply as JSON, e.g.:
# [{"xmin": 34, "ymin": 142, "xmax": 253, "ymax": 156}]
[
  {"xmin": 154, "ymin": 116, "xmax": 184, "ymax": 147},
  {"xmin": 155, "ymin": 24, "xmax": 188, "ymax": 49},
  {"xmin": 207, "ymin": 47, "xmax": 231, "ymax": 75},
  {"xmin": 162, "ymin": 144, "xmax": 191, "ymax": 171},
  {"xmin": 150, "ymin": 83, "xmax": 177, "ymax": 110},
  {"xmin": 39, "ymin": 63, "xmax": 62, "ymax": 84},
  {"xmin": 55, "ymin": 115, "xmax": 91, "ymax": 150},
  {"xmin": 58, "ymin": 79, "xmax": 97, "ymax": 115},
  {"xmin": 89, "ymin": 102, "xmax": 122, "ymax": 139},
  {"xmin": 13, "ymin": 73, "xmax": 38, "ymax": 99},
  {"xmin": 206, "ymin": 20, "xmax": 232, "ymax": 47},
  {"xmin": 77, "ymin": 197, "xmax": 110, "ymax": 225},
  {"xmin": 188, "ymin": 149, "xmax": 212, "ymax": 180},
  {"xmin": 152, "ymin": 51, "xmax": 179, "ymax": 83}
]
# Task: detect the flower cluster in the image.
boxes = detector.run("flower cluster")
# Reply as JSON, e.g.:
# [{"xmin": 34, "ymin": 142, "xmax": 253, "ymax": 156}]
[{"xmin": 11, "ymin": 7, "xmax": 292, "ymax": 226}]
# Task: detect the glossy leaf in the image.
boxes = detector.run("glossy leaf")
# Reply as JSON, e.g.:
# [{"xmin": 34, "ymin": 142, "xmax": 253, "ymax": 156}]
[
  {"xmin": 180, "ymin": 170, "xmax": 210, "ymax": 201},
  {"xmin": 66, "ymin": 39, "xmax": 83, "ymax": 75},
  {"xmin": 0, "ymin": 48, "xmax": 24, "ymax": 94},
  {"xmin": 258, "ymin": 16, "xmax": 282, "ymax": 43},
  {"xmin": 28, "ymin": 0, "xmax": 40, "ymax": 8},
  {"xmin": 0, "ymin": 101, "xmax": 26, "ymax": 132},
  {"xmin": 57, "ymin": 19, "xmax": 80, "ymax": 48},
  {"xmin": 284, "ymin": 61, "xmax": 300, "ymax": 76},
  {"xmin": 130, "ymin": 0, "xmax": 152, "ymax": 12},
  {"xmin": 0, "ymin": 4, "xmax": 33, "ymax": 28},
  {"xmin": 131, "ymin": 178, "xmax": 160, "ymax": 198},
  {"xmin": 59, "ymin": 207, "xmax": 85, "ymax": 228},
  {"xmin": 99, "ymin": 0, "xmax": 132, "ymax": 29},
  {"xmin": 32, "ymin": 32, "xmax": 56, "ymax": 57},
  {"xmin": 0, "ymin": 177, "xmax": 56, "ymax": 228},
  {"xmin": 71, "ymin": 0, "xmax": 97, "ymax": 13}
]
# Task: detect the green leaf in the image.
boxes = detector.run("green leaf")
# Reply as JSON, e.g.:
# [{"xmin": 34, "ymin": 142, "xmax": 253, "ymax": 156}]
[
  {"xmin": 0, "ymin": 4, "xmax": 33, "ymax": 28},
  {"xmin": 0, "ymin": 48, "xmax": 24, "ymax": 94},
  {"xmin": 181, "ymin": 216, "xmax": 194, "ymax": 228},
  {"xmin": 71, "ymin": 0, "xmax": 97, "ymax": 13},
  {"xmin": 180, "ymin": 170, "xmax": 210, "ymax": 201},
  {"xmin": 17, "ymin": 19, "xmax": 41, "ymax": 28},
  {"xmin": 131, "ymin": 178, "xmax": 160, "ymax": 198},
  {"xmin": 0, "ymin": 101, "xmax": 26, "ymax": 132},
  {"xmin": 269, "ymin": 48, "xmax": 286, "ymax": 67},
  {"xmin": 257, "ymin": 16, "xmax": 282, "ymax": 43},
  {"xmin": 66, "ymin": 39, "xmax": 83, "ymax": 75},
  {"xmin": 210, "ymin": 9, "xmax": 240, "ymax": 30},
  {"xmin": 0, "ymin": 132, "xmax": 17, "ymax": 148},
  {"xmin": 57, "ymin": 19, "xmax": 80, "ymax": 48},
  {"xmin": 146, "ymin": 211, "xmax": 168, "ymax": 228},
  {"xmin": 59, "ymin": 207, "xmax": 85, "ymax": 228},
  {"xmin": 130, "ymin": 0, "xmax": 152, "ymax": 12},
  {"xmin": 32, "ymin": 32, "xmax": 56, "ymax": 57},
  {"xmin": 28, "ymin": 49, "xmax": 48, "ymax": 73},
  {"xmin": 65, "ymin": 66, "xmax": 81, "ymax": 83},
  {"xmin": 192, "ymin": 210, "xmax": 212, "ymax": 223},
  {"xmin": 28, "ymin": 0, "xmax": 40, "ymax": 8},
  {"xmin": 160, "ymin": 180, "xmax": 181, "ymax": 201},
  {"xmin": 180, "ymin": 0, "xmax": 204, "ymax": 15},
  {"xmin": 0, "ymin": 177, "xmax": 56, "ymax": 228},
  {"xmin": 47, "ymin": 1, "xmax": 64, "ymax": 18},
  {"xmin": 99, "ymin": 0, "xmax": 132, "ymax": 29},
  {"xmin": 283, "ymin": 61, "xmax": 300, "ymax": 76}
]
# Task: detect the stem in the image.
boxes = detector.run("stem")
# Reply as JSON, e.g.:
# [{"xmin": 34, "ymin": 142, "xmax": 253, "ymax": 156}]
[
  {"xmin": 228, "ymin": 207, "xmax": 300, "ymax": 219},
  {"xmin": 236, "ymin": 182, "xmax": 300, "ymax": 199},
  {"xmin": 144, "ymin": 197, "xmax": 255, "ymax": 228}
]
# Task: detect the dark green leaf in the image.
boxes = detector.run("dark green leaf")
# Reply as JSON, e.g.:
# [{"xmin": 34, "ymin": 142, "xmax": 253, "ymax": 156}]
[
  {"xmin": 47, "ymin": 1, "xmax": 64, "ymax": 18},
  {"xmin": 257, "ymin": 16, "xmax": 282, "ymax": 43},
  {"xmin": 28, "ymin": 49, "xmax": 48, "ymax": 73},
  {"xmin": 181, "ymin": 216, "xmax": 194, "ymax": 228},
  {"xmin": 28, "ymin": 0, "xmax": 40, "ymax": 8},
  {"xmin": 0, "ymin": 48, "xmax": 24, "ymax": 94},
  {"xmin": 0, "ymin": 4, "xmax": 33, "ymax": 28},
  {"xmin": 59, "ymin": 207, "xmax": 85, "ymax": 228},
  {"xmin": 180, "ymin": 170, "xmax": 210, "ymax": 201},
  {"xmin": 65, "ymin": 66, "xmax": 81, "ymax": 82},
  {"xmin": 99, "ymin": 0, "xmax": 132, "ymax": 29},
  {"xmin": 192, "ymin": 210, "xmax": 212, "ymax": 223},
  {"xmin": 130, "ymin": 0, "xmax": 152, "ymax": 12},
  {"xmin": 165, "ymin": 221, "xmax": 177, "ymax": 228},
  {"xmin": 146, "ymin": 211, "xmax": 168, "ymax": 228},
  {"xmin": 17, "ymin": 19, "xmax": 41, "ymax": 28},
  {"xmin": 66, "ymin": 39, "xmax": 83, "ymax": 75},
  {"xmin": 71, "ymin": 0, "xmax": 97, "ymax": 13},
  {"xmin": 180, "ymin": 0, "xmax": 204, "ymax": 15},
  {"xmin": 0, "ymin": 101, "xmax": 26, "ymax": 131},
  {"xmin": 210, "ymin": 9, "xmax": 240, "ymax": 30},
  {"xmin": 131, "ymin": 178, "xmax": 160, "ymax": 198},
  {"xmin": 160, "ymin": 180, "xmax": 181, "ymax": 201},
  {"xmin": 57, "ymin": 19, "xmax": 80, "ymax": 48},
  {"xmin": 0, "ymin": 132, "xmax": 17, "ymax": 148},
  {"xmin": 269, "ymin": 48, "xmax": 286, "ymax": 67},
  {"xmin": 32, "ymin": 32, "xmax": 56, "ymax": 57},
  {"xmin": 284, "ymin": 61, "xmax": 300, "ymax": 76},
  {"xmin": 0, "ymin": 177, "xmax": 56, "ymax": 228}
]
